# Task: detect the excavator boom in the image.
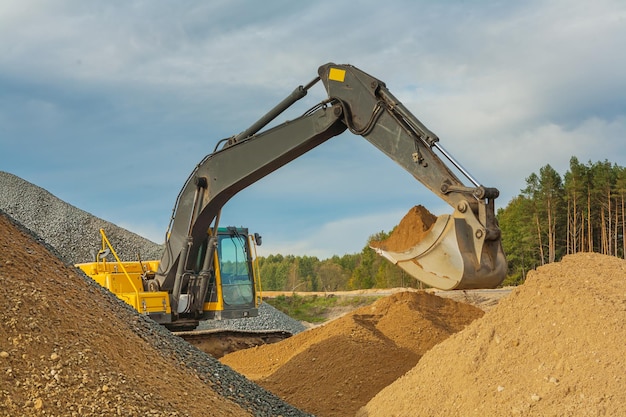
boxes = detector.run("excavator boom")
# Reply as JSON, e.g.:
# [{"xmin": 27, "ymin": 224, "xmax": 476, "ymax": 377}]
[{"xmin": 156, "ymin": 63, "xmax": 507, "ymax": 310}]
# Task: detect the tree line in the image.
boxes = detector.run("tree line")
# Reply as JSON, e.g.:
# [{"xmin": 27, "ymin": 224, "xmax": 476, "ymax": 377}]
[
  {"xmin": 497, "ymin": 156, "xmax": 626, "ymax": 285},
  {"xmin": 257, "ymin": 230, "xmax": 424, "ymax": 292},
  {"xmin": 257, "ymin": 156, "xmax": 626, "ymax": 291}
]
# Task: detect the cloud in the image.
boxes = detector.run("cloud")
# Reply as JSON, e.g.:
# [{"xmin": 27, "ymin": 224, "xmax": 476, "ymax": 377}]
[
  {"xmin": 2, "ymin": 0, "xmax": 625, "ymax": 260},
  {"xmin": 477, "ymin": 115, "xmax": 625, "ymax": 204}
]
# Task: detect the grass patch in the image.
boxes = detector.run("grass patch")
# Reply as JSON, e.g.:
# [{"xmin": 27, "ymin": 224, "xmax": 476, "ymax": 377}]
[{"xmin": 264, "ymin": 294, "xmax": 380, "ymax": 323}]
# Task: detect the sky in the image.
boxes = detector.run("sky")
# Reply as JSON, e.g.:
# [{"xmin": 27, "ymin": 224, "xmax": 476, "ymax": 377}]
[{"xmin": 1, "ymin": 0, "xmax": 625, "ymax": 259}]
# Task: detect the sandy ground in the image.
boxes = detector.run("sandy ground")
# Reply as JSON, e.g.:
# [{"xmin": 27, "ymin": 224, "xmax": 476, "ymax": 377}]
[
  {"xmin": 0, "ymin": 213, "xmax": 253, "ymax": 417},
  {"xmin": 360, "ymin": 252, "xmax": 626, "ymax": 416},
  {"xmin": 226, "ymin": 254, "xmax": 626, "ymax": 417},
  {"xmin": 2, "ymin": 197, "xmax": 624, "ymax": 416},
  {"xmin": 222, "ymin": 291, "xmax": 485, "ymax": 416}
]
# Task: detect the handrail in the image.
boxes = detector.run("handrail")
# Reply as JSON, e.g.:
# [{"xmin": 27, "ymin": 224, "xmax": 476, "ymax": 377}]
[
  {"xmin": 98, "ymin": 229, "xmax": 141, "ymax": 296},
  {"xmin": 249, "ymin": 234, "xmax": 263, "ymax": 306}
]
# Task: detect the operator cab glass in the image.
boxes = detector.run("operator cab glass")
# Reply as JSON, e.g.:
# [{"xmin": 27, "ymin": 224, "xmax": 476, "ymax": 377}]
[{"xmin": 217, "ymin": 229, "xmax": 254, "ymax": 306}]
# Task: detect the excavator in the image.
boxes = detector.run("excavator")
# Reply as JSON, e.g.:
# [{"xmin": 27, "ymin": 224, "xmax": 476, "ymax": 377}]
[{"xmin": 76, "ymin": 63, "xmax": 507, "ymax": 342}]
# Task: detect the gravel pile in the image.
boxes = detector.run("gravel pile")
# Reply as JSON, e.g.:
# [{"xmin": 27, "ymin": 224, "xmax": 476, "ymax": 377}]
[
  {"xmin": 0, "ymin": 171, "xmax": 163, "ymax": 264},
  {"xmin": 132, "ymin": 314, "xmax": 312, "ymax": 416},
  {"xmin": 0, "ymin": 171, "xmax": 304, "ymax": 336},
  {"xmin": 1, "ymin": 211, "xmax": 311, "ymax": 416},
  {"xmin": 198, "ymin": 302, "xmax": 307, "ymax": 335}
]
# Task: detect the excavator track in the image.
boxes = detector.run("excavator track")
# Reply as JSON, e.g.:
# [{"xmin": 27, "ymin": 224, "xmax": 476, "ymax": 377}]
[{"xmin": 173, "ymin": 329, "xmax": 293, "ymax": 358}]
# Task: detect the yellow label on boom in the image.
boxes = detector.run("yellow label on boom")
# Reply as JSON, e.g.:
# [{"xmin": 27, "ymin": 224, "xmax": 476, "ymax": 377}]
[{"xmin": 328, "ymin": 68, "xmax": 346, "ymax": 82}]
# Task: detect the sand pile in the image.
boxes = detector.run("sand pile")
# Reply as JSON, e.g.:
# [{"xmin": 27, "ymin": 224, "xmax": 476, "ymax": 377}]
[
  {"xmin": 369, "ymin": 205, "xmax": 437, "ymax": 252},
  {"xmin": 359, "ymin": 253, "xmax": 626, "ymax": 416},
  {"xmin": 0, "ymin": 212, "xmax": 310, "ymax": 417},
  {"xmin": 221, "ymin": 291, "xmax": 484, "ymax": 417}
]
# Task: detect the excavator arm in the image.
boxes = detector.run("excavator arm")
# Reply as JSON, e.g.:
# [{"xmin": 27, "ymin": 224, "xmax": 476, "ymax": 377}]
[
  {"xmin": 318, "ymin": 64, "xmax": 506, "ymax": 290},
  {"xmin": 155, "ymin": 63, "xmax": 506, "ymax": 315}
]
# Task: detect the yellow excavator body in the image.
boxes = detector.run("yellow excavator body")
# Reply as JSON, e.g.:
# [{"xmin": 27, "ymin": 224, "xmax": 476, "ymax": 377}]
[
  {"xmin": 75, "ymin": 259, "xmax": 171, "ymax": 315},
  {"xmin": 75, "ymin": 228, "xmax": 262, "ymax": 330}
]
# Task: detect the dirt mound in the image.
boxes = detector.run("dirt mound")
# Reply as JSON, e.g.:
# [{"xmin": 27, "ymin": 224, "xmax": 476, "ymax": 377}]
[
  {"xmin": 0, "ymin": 212, "xmax": 250, "ymax": 416},
  {"xmin": 369, "ymin": 205, "xmax": 437, "ymax": 252},
  {"xmin": 221, "ymin": 291, "xmax": 484, "ymax": 417},
  {"xmin": 359, "ymin": 253, "xmax": 626, "ymax": 416},
  {"xmin": 0, "ymin": 212, "xmax": 310, "ymax": 417}
]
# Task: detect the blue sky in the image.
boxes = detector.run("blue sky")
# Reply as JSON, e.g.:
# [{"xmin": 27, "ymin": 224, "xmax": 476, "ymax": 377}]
[{"xmin": 2, "ymin": 0, "xmax": 625, "ymax": 259}]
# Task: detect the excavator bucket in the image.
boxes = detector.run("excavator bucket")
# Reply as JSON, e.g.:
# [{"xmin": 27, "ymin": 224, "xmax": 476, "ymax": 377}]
[{"xmin": 370, "ymin": 206, "xmax": 507, "ymax": 290}]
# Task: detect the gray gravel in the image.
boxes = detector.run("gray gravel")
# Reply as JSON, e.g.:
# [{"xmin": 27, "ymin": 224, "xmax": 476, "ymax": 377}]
[
  {"xmin": 0, "ymin": 171, "xmax": 163, "ymax": 264},
  {"xmin": 0, "ymin": 171, "xmax": 314, "ymax": 416},
  {"xmin": 2, "ymin": 211, "xmax": 312, "ymax": 416},
  {"xmin": 198, "ymin": 302, "xmax": 307, "ymax": 335},
  {"xmin": 123, "ymin": 301, "xmax": 313, "ymax": 417}
]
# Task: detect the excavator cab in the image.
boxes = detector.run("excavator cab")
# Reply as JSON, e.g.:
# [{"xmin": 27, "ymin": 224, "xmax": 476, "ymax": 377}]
[{"xmin": 202, "ymin": 227, "xmax": 261, "ymax": 320}]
